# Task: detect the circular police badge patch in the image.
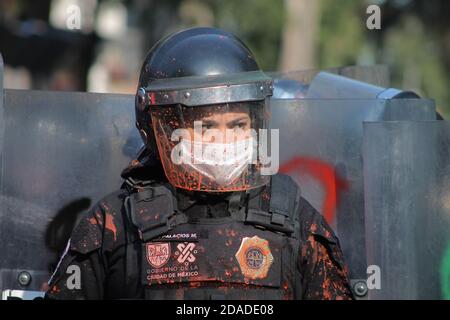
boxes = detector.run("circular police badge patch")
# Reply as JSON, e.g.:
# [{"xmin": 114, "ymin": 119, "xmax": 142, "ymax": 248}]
[{"xmin": 235, "ymin": 236, "xmax": 273, "ymax": 279}]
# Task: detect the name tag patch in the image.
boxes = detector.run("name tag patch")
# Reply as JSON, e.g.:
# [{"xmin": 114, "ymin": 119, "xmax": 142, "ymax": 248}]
[{"xmin": 142, "ymin": 225, "xmax": 281, "ymax": 288}]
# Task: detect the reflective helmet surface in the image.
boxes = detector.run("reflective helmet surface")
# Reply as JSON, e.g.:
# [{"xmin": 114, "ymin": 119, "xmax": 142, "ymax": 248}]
[{"xmin": 135, "ymin": 27, "xmax": 273, "ymax": 192}]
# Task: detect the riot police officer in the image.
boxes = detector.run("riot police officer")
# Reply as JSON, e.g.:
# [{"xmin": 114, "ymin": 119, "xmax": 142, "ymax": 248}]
[{"xmin": 45, "ymin": 27, "xmax": 353, "ymax": 300}]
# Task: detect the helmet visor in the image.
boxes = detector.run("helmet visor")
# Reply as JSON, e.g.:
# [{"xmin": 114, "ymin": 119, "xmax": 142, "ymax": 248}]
[{"xmin": 150, "ymin": 100, "xmax": 271, "ymax": 192}]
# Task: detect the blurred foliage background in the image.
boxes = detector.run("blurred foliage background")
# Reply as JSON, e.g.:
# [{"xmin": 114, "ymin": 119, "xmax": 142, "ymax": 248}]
[{"xmin": 1, "ymin": 0, "xmax": 449, "ymax": 117}]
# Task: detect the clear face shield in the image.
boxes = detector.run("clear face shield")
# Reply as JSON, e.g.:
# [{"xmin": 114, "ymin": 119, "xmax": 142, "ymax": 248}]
[{"xmin": 142, "ymin": 71, "xmax": 274, "ymax": 192}]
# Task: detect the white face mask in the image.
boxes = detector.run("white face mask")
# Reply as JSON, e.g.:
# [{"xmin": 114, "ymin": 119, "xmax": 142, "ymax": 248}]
[{"xmin": 174, "ymin": 138, "xmax": 255, "ymax": 186}]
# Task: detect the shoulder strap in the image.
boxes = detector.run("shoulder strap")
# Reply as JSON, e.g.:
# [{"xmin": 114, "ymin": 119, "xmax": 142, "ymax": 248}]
[
  {"xmin": 245, "ymin": 174, "xmax": 301, "ymax": 236},
  {"xmin": 123, "ymin": 178, "xmax": 188, "ymax": 242}
]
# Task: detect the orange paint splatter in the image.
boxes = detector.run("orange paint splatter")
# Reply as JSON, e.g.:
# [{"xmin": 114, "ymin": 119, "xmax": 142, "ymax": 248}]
[{"xmin": 105, "ymin": 213, "xmax": 117, "ymax": 241}]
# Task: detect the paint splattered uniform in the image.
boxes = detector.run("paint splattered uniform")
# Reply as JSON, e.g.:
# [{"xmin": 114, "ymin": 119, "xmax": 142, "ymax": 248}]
[{"xmin": 45, "ymin": 158, "xmax": 353, "ymax": 300}]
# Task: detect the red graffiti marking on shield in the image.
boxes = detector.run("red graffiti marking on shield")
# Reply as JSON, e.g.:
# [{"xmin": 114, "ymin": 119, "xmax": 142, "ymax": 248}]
[{"xmin": 146, "ymin": 242, "xmax": 171, "ymax": 268}]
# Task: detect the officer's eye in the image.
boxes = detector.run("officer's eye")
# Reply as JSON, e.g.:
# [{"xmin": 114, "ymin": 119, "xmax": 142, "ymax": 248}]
[
  {"xmin": 235, "ymin": 121, "xmax": 247, "ymax": 129},
  {"xmin": 229, "ymin": 120, "xmax": 249, "ymax": 130},
  {"xmin": 201, "ymin": 124, "xmax": 215, "ymax": 133},
  {"xmin": 200, "ymin": 119, "xmax": 217, "ymax": 130}
]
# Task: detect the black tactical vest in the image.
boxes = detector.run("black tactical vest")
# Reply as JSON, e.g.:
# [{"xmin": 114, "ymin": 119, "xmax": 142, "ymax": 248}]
[{"xmin": 123, "ymin": 174, "xmax": 302, "ymax": 300}]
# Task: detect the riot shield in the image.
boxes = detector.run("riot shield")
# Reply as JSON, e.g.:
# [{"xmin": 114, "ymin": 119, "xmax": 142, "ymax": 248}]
[
  {"xmin": 0, "ymin": 89, "xmax": 142, "ymax": 296},
  {"xmin": 269, "ymin": 64, "xmax": 390, "ymax": 87},
  {"xmin": 306, "ymin": 72, "xmax": 419, "ymax": 99},
  {"xmin": 363, "ymin": 121, "xmax": 450, "ymax": 299},
  {"xmin": 0, "ymin": 57, "xmax": 439, "ymax": 299},
  {"xmin": 271, "ymin": 98, "xmax": 437, "ymax": 283},
  {"xmin": 270, "ymin": 65, "xmax": 390, "ymax": 99}
]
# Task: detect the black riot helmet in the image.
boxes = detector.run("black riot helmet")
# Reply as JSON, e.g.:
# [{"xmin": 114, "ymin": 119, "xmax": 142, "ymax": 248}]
[{"xmin": 135, "ymin": 27, "xmax": 274, "ymax": 192}]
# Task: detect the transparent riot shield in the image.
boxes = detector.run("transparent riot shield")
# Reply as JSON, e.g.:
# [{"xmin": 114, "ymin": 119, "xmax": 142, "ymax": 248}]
[
  {"xmin": 363, "ymin": 121, "xmax": 450, "ymax": 300},
  {"xmin": 271, "ymin": 98, "xmax": 437, "ymax": 285},
  {"xmin": 0, "ymin": 89, "xmax": 142, "ymax": 296},
  {"xmin": 306, "ymin": 72, "xmax": 419, "ymax": 100},
  {"xmin": 0, "ymin": 56, "xmax": 439, "ymax": 299},
  {"xmin": 0, "ymin": 94, "xmax": 437, "ymax": 298},
  {"xmin": 270, "ymin": 65, "xmax": 390, "ymax": 99}
]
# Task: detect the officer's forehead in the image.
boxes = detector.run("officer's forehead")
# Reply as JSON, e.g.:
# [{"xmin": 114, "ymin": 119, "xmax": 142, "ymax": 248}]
[{"xmin": 186, "ymin": 103, "xmax": 250, "ymax": 120}]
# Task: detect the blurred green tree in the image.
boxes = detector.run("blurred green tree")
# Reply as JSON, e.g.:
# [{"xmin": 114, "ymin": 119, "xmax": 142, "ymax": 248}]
[
  {"xmin": 207, "ymin": 0, "xmax": 285, "ymax": 71},
  {"xmin": 317, "ymin": 0, "xmax": 450, "ymax": 118}
]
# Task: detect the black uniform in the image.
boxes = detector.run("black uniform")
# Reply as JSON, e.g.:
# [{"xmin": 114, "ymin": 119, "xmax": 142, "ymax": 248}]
[{"xmin": 45, "ymin": 157, "xmax": 353, "ymax": 300}]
